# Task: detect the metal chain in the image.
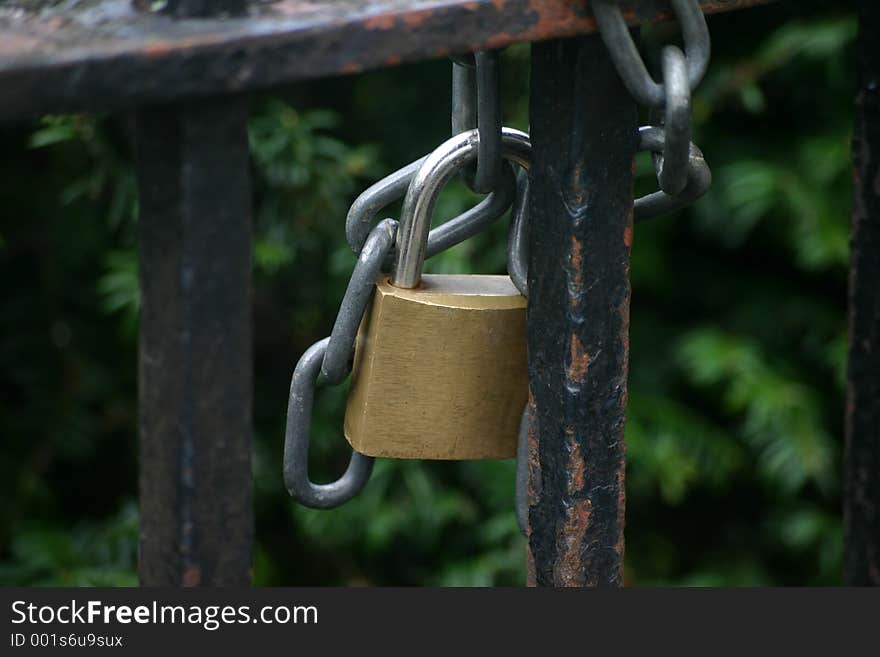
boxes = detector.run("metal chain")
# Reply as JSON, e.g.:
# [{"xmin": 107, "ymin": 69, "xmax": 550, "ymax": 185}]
[
  {"xmin": 393, "ymin": 127, "xmax": 530, "ymax": 288},
  {"xmin": 451, "ymin": 50, "xmax": 503, "ymax": 194},
  {"xmin": 592, "ymin": 0, "xmax": 710, "ymax": 107},
  {"xmin": 290, "ymin": 32, "xmax": 715, "ymax": 525},
  {"xmin": 345, "ymin": 154, "xmax": 515, "ymax": 258},
  {"xmin": 283, "ymin": 219, "xmax": 395, "ymax": 509},
  {"xmin": 507, "ymin": 125, "xmax": 711, "ymax": 300},
  {"xmin": 285, "ymin": 130, "xmax": 520, "ymax": 509},
  {"xmin": 593, "ymin": 0, "xmax": 710, "ymax": 196},
  {"xmin": 655, "ymin": 46, "xmax": 692, "ymax": 195}
]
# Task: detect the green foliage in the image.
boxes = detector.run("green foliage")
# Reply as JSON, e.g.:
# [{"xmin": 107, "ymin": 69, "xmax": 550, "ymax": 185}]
[
  {"xmin": 0, "ymin": 504, "xmax": 137, "ymax": 586},
  {"xmin": 677, "ymin": 328, "xmax": 835, "ymax": 493},
  {"xmin": 0, "ymin": 2, "xmax": 854, "ymax": 586}
]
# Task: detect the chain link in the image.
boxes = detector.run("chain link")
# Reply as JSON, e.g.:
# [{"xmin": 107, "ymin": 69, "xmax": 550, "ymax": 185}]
[
  {"xmin": 451, "ymin": 51, "xmax": 503, "ymax": 194},
  {"xmin": 322, "ymin": 219, "xmax": 397, "ymax": 385},
  {"xmin": 283, "ymin": 219, "xmax": 395, "ymax": 509},
  {"xmin": 506, "ymin": 124, "xmax": 711, "ymax": 300},
  {"xmin": 345, "ymin": 154, "xmax": 515, "ymax": 258},
  {"xmin": 594, "ymin": 0, "xmax": 710, "ymax": 198},
  {"xmin": 592, "ymin": 0, "xmax": 710, "ymax": 107},
  {"xmin": 656, "ymin": 46, "xmax": 692, "ymax": 195}
]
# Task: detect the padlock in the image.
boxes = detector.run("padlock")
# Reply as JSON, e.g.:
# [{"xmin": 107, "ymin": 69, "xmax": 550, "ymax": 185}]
[{"xmin": 343, "ymin": 128, "xmax": 531, "ymax": 460}]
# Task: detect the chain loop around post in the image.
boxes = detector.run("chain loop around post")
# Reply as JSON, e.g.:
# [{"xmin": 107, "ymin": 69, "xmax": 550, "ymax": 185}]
[{"xmin": 506, "ymin": 125, "xmax": 712, "ymax": 298}]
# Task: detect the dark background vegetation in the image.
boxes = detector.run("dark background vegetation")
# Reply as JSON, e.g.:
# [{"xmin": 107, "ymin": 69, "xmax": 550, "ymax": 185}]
[{"xmin": 0, "ymin": 1, "xmax": 856, "ymax": 585}]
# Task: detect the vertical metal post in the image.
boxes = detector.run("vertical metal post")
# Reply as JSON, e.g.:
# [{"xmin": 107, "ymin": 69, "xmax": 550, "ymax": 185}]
[
  {"xmin": 525, "ymin": 35, "xmax": 638, "ymax": 587},
  {"xmin": 134, "ymin": 0, "xmax": 253, "ymax": 588},
  {"xmin": 845, "ymin": 0, "xmax": 880, "ymax": 587},
  {"xmin": 135, "ymin": 95, "xmax": 253, "ymax": 586}
]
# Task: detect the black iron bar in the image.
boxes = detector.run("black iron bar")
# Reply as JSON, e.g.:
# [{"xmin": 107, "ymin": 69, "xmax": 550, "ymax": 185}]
[
  {"xmin": 845, "ymin": 0, "xmax": 880, "ymax": 587},
  {"xmin": 0, "ymin": 0, "xmax": 780, "ymax": 121},
  {"xmin": 135, "ymin": 96, "xmax": 253, "ymax": 586},
  {"xmin": 525, "ymin": 34, "xmax": 638, "ymax": 586}
]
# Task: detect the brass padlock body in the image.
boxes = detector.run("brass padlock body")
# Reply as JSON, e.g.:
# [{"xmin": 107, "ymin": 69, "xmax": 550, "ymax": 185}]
[{"xmin": 344, "ymin": 274, "xmax": 527, "ymax": 460}]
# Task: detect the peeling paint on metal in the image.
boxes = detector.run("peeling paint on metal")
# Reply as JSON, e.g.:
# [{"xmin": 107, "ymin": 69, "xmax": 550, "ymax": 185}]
[
  {"xmin": 568, "ymin": 334, "xmax": 590, "ymax": 381},
  {"xmin": 554, "ymin": 499, "xmax": 591, "ymax": 587},
  {"xmin": 0, "ymin": 0, "xmax": 780, "ymax": 119}
]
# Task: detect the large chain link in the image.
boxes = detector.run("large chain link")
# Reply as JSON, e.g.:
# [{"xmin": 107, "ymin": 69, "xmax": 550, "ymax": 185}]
[
  {"xmin": 592, "ymin": 0, "xmax": 711, "ymax": 106},
  {"xmin": 593, "ymin": 0, "xmax": 710, "ymax": 196}
]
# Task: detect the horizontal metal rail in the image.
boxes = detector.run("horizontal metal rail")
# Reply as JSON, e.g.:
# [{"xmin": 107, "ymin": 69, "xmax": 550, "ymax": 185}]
[{"xmin": 0, "ymin": 0, "xmax": 778, "ymax": 120}]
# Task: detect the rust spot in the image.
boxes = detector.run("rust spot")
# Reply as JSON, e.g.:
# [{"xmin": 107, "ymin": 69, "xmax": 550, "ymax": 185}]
[
  {"xmin": 554, "ymin": 499, "xmax": 591, "ymax": 586},
  {"xmin": 569, "ymin": 234, "xmax": 584, "ymax": 288},
  {"xmin": 363, "ymin": 14, "xmax": 396, "ymax": 30},
  {"xmin": 623, "ymin": 223, "xmax": 633, "ymax": 247},
  {"xmin": 526, "ymin": 541, "xmax": 537, "ymax": 586},
  {"xmin": 484, "ymin": 32, "xmax": 519, "ymax": 51},
  {"xmin": 526, "ymin": 391, "xmax": 541, "ymax": 506},
  {"xmin": 142, "ymin": 42, "xmax": 173, "ymax": 57},
  {"xmin": 182, "ymin": 566, "xmax": 201, "ymax": 587},
  {"xmin": 339, "ymin": 62, "xmax": 362, "ymax": 74},
  {"xmin": 568, "ymin": 334, "xmax": 590, "ymax": 381},
  {"xmin": 565, "ymin": 426, "xmax": 586, "ymax": 496},
  {"xmin": 384, "ymin": 54, "xmax": 401, "ymax": 66},
  {"xmin": 524, "ymin": 0, "xmax": 598, "ymax": 43},
  {"xmin": 552, "ymin": 428, "xmax": 590, "ymax": 585},
  {"xmin": 402, "ymin": 9, "xmax": 432, "ymax": 29}
]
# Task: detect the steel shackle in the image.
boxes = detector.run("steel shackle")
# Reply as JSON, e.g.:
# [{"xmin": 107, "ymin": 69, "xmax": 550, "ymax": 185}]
[{"xmin": 391, "ymin": 127, "xmax": 532, "ymax": 289}]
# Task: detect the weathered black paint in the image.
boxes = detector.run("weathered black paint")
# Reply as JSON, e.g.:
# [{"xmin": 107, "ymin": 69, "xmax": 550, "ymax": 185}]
[
  {"xmin": 845, "ymin": 0, "xmax": 880, "ymax": 587},
  {"xmin": 526, "ymin": 35, "xmax": 637, "ymax": 586},
  {"xmin": 0, "ymin": 0, "xmax": 778, "ymax": 120},
  {"xmin": 135, "ymin": 97, "xmax": 253, "ymax": 586}
]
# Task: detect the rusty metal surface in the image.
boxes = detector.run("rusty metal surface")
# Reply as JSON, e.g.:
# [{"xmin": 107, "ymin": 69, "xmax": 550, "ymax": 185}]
[
  {"xmin": 136, "ymin": 96, "xmax": 254, "ymax": 586},
  {"xmin": 0, "ymin": 0, "xmax": 777, "ymax": 119},
  {"xmin": 845, "ymin": 0, "xmax": 880, "ymax": 587},
  {"xmin": 525, "ymin": 33, "xmax": 636, "ymax": 587}
]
